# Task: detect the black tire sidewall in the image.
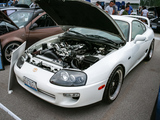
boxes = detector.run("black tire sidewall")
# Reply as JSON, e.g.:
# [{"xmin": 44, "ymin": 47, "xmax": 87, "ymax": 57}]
[
  {"xmin": 102, "ymin": 65, "xmax": 124, "ymax": 104},
  {"xmin": 3, "ymin": 42, "xmax": 21, "ymax": 64}
]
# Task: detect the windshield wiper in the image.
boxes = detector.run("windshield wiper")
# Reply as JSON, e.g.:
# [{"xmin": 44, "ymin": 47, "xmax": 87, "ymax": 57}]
[
  {"xmin": 85, "ymin": 34, "xmax": 120, "ymax": 49},
  {"xmin": 67, "ymin": 30, "xmax": 86, "ymax": 37},
  {"xmin": 86, "ymin": 35, "xmax": 118, "ymax": 44}
]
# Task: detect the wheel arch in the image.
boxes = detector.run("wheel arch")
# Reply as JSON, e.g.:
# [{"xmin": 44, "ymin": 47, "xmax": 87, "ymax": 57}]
[
  {"xmin": 119, "ymin": 64, "xmax": 126, "ymax": 78},
  {"xmin": 1, "ymin": 38, "xmax": 23, "ymax": 49},
  {"xmin": 102, "ymin": 64, "xmax": 125, "ymax": 103}
]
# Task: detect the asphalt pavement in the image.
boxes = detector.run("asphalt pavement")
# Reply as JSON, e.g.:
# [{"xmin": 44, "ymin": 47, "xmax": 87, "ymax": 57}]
[{"xmin": 0, "ymin": 32, "xmax": 160, "ymax": 120}]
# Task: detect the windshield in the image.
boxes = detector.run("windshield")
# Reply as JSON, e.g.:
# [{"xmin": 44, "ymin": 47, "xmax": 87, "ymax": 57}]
[
  {"xmin": 69, "ymin": 27, "xmax": 123, "ymax": 43},
  {"xmin": 115, "ymin": 20, "xmax": 129, "ymax": 41},
  {"xmin": 9, "ymin": 11, "xmax": 33, "ymax": 28}
]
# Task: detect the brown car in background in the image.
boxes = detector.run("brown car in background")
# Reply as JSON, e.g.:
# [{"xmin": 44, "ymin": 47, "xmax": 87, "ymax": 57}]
[{"xmin": 0, "ymin": 8, "xmax": 63, "ymax": 63}]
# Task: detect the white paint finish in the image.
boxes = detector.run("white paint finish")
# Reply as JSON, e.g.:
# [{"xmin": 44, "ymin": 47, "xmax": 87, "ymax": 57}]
[{"xmin": 13, "ymin": 14, "xmax": 154, "ymax": 108}]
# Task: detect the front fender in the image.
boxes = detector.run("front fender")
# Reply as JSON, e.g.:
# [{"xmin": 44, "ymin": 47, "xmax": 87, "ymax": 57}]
[
  {"xmin": 84, "ymin": 47, "xmax": 127, "ymax": 85},
  {"xmin": 1, "ymin": 37, "xmax": 24, "ymax": 49}
]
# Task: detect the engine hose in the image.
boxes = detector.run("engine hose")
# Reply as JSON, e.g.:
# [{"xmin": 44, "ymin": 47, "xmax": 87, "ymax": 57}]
[{"xmin": 71, "ymin": 59, "xmax": 78, "ymax": 69}]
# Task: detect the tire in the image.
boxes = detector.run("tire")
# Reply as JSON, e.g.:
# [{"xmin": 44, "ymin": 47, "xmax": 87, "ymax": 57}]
[
  {"xmin": 3, "ymin": 42, "xmax": 21, "ymax": 64},
  {"xmin": 102, "ymin": 65, "xmax": 124, "ymax": 104},
  {"xmin": 145, "ymin": 40, "xmax": 154, "ymax": 61}
]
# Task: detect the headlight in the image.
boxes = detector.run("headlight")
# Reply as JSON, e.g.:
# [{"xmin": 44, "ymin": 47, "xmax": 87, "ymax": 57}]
[
  {"xmin": 50, "ymin": 70, "xmax": 87, "ymax": 86},
  {"xmin": 17, "ymin": 53, "xmax": 28, "ymax": 68}
]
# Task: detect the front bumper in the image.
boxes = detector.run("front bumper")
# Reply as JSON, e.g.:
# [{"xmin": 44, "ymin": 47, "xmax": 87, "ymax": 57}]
[{"xmin": 14, "ymin": 62, "xmax": 106, "ymax": 108}]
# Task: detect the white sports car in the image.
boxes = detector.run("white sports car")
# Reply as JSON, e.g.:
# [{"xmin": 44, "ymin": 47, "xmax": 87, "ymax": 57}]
[{"xmin": 12, "ymin": 0, "xmax": 154, "ymax": 108}]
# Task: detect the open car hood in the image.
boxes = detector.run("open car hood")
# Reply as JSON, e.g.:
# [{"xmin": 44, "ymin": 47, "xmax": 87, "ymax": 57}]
[
  {"xmin": 0, "ymin": 11, "xmax": 19, "ymax": 29},
  {"xmin": 34, "ymin": 0, "xmax": 126, "ymax": 41}
]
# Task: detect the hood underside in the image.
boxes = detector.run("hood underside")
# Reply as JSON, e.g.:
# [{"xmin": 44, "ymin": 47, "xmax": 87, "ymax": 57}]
[
  {"xmin": 34, "ymin": 0, "xmax": 126, "ymax": 41},
  {"xmin": 0, "ymin": 11, "xmax": 19, "ymax": 29}
]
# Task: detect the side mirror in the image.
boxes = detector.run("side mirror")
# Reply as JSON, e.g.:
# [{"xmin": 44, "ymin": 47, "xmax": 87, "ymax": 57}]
[
  {"xmin": 30, "ymin": 23, "xmax": 38, "ymax": 30},
  {"xmin": 134, "ymin": 35, "xmax": 146, "ymax": 43}
]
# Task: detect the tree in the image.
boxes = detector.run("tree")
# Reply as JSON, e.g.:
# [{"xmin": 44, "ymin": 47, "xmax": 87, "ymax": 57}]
[{"xmin": 140, "ymin": 0, "xmax": 160, "ymax": 6}]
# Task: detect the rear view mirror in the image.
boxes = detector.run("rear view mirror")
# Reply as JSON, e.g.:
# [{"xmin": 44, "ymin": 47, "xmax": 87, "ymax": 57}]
[
  {"xmin": 30, "ymin": 23, "xmax": 38, "ymax": 30},
  {"xmin": 134, "ymin": 35, "xmax": 146, "ymax": 43}
]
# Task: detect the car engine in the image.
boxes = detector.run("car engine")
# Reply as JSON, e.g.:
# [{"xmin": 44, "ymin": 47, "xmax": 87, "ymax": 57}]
[
  {"xmin": 26, "ymin": 37, "xmax": 114, "ymax": 72},
  {"xmin": 0, "ymin": 25, "xmax": 17, "ymax": 35}
]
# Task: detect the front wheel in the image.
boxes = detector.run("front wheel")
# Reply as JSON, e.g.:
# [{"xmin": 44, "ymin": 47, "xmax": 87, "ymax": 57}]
[
  {"xmin": 102, "ymin": 65, "xmax": 124, "ymax": 104},
  {"xmin": 3, "ymin": 42, "xmax": 21, "ymax": 64}
]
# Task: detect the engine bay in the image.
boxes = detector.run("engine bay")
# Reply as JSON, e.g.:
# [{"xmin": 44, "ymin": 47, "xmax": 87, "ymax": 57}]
[
  {"xmin": 0, "ymin": 25, "xmax": 17, "ymax": 35},
  {"xmin": 26, "ymin": 36, "xmax": 116, "ymax": 71}
]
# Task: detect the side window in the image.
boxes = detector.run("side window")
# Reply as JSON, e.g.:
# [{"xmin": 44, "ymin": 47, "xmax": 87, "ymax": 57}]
[
  {"xmin": 34, "ymin": 14, "xmax": 56, "ymax": 28},
  {"xmin": 131, "ymin": 21, "xmax": 146, "ymax": 40},
  {"xmin": 140, "ymin": 22, "xmax": 146, "ymax": 32},
  {"xmin": 115, "ymin": 20, "xmax": 129, "ymax": 41}
]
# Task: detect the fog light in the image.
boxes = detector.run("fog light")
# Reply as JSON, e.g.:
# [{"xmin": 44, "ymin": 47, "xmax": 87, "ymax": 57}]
[{"xmin": 63, "ymin": 93, "xmax": 80, "ymax": 97}]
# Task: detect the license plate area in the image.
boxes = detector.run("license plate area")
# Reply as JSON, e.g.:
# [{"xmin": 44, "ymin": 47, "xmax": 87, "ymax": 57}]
[
  {"xmin": 23, "ymin": 77, "xmax": 38, "ymax": 91},
  {"xmin": 152, "ymin": 25, "xmax": 157, "ymax": 29}
]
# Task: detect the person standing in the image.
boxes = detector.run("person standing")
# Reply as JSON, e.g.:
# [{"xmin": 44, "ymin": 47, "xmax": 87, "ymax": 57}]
[
  {"xmin": 119, "ymin": 5, "xmax": 125, "ymax": 15},
  {"xmin": 15, "ymin": 0, "xmax": 18, "ymax": 5},
  {"xmin": 122, "ymin": 5, "xmax": 129, "ymax": 15},
  {"xmin": 105, "ymin": 1, "xmax": 114, "ymax": 15},
  {"xmin": 141, "ymin": 6, "xmax": 148, "ymax": 23},
  {"xmin": 112, "ymin": 0, "xmax": 118, "ymax": 15},
  {"xmin": 141, "ymin": 6, "xmax": 148, "ymax": 18},
  {"xmin": 13, "ymin": 0, "xmax": 18, "ymax": 6},
  {"xmin": 127, "ymin": 2, "xmax": 133, "ymax": 15},
  {"xmin": 138, "ymin": 6, "xmax": 142, "ymax": 15},
  {"xmin": 96, "ymin": 1, "xmax": 102, "ymax": 9}
]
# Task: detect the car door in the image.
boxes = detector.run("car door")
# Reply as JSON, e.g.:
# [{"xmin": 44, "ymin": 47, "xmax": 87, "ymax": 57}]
[
  {"xmin": 132, "ymin": 21, "xmax": 149, "ymax": 60},
  {"xmin": 25, "ymin": 13, "xmax": 63, "ymax": 47},
  {"xmin": 127, "ymin": 20, "xmax": 149, "ymax": 69},
  {"xmin": 123, "ymin": 20, "xmax": 150, "ymax": 73}
]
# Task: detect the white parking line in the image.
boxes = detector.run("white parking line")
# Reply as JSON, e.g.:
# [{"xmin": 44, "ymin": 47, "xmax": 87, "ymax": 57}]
[
  {"xmin": 154, "ymin": 37, "xmax": 160, "ymax": 40},
  {"xmin": 0, "ymin": 103, "xmax": 21, "ymax": 120}
]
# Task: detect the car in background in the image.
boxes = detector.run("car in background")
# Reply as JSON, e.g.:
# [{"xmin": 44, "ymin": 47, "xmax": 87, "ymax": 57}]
[
  {"xmin": 0, "ymin": 9, "xmax": 63, "ymax": 63},
  {"xmin": 17, "ymin": 0, "xmax": 32, "ymax": 7},
  {"xmin": 150, "ymin": 17, "xmax": 160, "ymax": 32},
  {"xmin": 15, "ymin": 0, "xmax": 39, "ymax": 8},
  {"xmin": 12, "ymin": 0, "xmax": 154, "ymax": 108},
  {"xmin": 150, "ymin": 85, "xmax": 160, "ymax": 120},
  {"xmin": 147, "ymin": 7, "xmax": 160, "ymax": 19},
  {"xmin": 130, "ymin": 9, "xmax": 137, "ymax": 15},
  {"xmin": 148, "ymin": 11, "xmax": 155, "ymax": 19},
  {"xmin": 0, "ymin": 6, "xmax": 31, "ymax": 16}
]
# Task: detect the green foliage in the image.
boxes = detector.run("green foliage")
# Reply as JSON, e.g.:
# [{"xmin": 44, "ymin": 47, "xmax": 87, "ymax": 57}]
[{"xmin": 140, "ymin": 0, "xmax": 160, "ymax": 6}]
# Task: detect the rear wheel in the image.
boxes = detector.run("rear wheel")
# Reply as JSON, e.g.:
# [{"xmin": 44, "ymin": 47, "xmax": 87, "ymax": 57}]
[
  {"xmin": 145, "ymin": 40, "xmax": 154, "ymax": 61},
  {"xmin": 3, "ymin": 42, "xmax": 21, "ymax": 64},
  {"xmin": 103, "ymin": 66, "xmax": 124, "ymax": 103}
]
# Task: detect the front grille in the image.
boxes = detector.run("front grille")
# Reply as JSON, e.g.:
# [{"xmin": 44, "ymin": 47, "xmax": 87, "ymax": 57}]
[{"xmin": 38, "ymin": 89, "xmax": 56, "ymax": 99}]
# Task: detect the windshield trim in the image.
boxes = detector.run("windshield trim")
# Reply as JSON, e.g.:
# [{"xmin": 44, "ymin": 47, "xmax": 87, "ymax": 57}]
[{"xmin": 114, "ymin": 20, "xmax": 130, "ymax": 42}]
